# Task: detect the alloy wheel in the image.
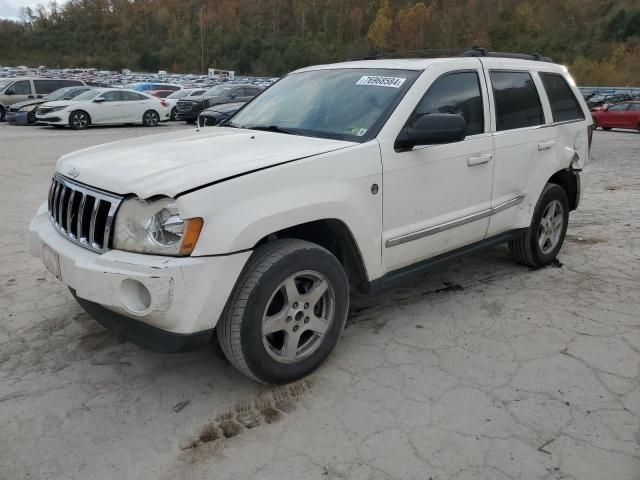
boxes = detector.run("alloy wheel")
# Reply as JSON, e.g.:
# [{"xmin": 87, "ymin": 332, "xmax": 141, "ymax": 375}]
[
  {"xmin": 261, "ymin": 270, "xmax": 335, "ymax": 364},
  {"xmin": 538, "ymin": 200, "xmax": 564, "ymax": 254}
]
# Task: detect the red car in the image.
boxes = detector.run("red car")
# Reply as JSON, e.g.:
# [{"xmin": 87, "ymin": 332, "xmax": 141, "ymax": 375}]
[
  {"xmin": 148, "ymin": 89, "xmax": 174, "ymax": 98},
  {"xmin": 591, "ymin": 101, "xmax": 640, "ymax": 132}
]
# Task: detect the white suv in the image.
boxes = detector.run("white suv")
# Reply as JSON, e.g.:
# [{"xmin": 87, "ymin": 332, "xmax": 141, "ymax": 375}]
[{"xmin": 30, "ymin": 51, "xmax": 592, "ymax": 384}]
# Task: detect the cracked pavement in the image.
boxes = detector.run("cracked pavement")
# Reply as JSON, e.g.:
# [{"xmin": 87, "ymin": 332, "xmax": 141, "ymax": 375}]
[{"xmin": 0, "ymin": 123, "xmax": 638, "ymax": 480}]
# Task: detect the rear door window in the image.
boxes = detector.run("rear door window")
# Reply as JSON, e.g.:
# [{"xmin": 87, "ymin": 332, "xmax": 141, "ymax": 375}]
[
  {"xmin": 490, "ymin": 71, "xmax": 544, "ymax": 131},
  {"xmin": 121, "ymin": 91, "xmax": 147, "ymax": 101},
  {"xmin": 539, "ymin": 73, "xmax": 585, "ymax": 122},
  {"xmin": 34, "ymin": 80, "xmax": 61, "ymax": 94}
]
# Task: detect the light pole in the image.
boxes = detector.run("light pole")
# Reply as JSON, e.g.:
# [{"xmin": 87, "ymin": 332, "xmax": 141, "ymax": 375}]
[{"xmin": 200, "ymin": 4, "xmax": 205, "ymax": 75}]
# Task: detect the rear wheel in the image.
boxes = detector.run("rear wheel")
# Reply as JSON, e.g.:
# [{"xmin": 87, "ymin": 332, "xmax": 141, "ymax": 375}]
[
  {"xmin": 217, "ymin": 239, "xmax": 349, "ymax": 384},
  {"xmin": 0, "ymin": 106, "xmax": 5, "ymax": 122},
  {"xmin": 69, "ymin": 111, "xmax": 90, "ymax": 130},
  {"xmin": 603, "ymin": 127, "xmax": 612, "ymax": 131},
  {"xmin": 142, "ymin": 110, "xmax": 160, "ymax": 127},
  {"xmin": 509, "ymin": 183, "xmax": 569, "ymax": 267},
  {"xmin": 170, "ymin": 107, "xmax": 176, "ymax": 120}
]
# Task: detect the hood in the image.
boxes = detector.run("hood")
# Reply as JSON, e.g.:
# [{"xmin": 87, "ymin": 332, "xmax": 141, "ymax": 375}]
[
  {"xmin": 56, "ymin": 127, "xmax": 356, "ymax": 198},
  {"xmin": 10, "ymin": 99, "xmax": 43, "ymax": 110},
  {"xmin": 40, "ymin": 100, "xmax": 74, "ymax": 109}
]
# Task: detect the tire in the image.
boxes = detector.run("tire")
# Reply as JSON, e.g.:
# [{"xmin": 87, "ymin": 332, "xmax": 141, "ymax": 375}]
[
  {"xmin": 27, "ymin": 110, "xmax": 37, "ymax": 125},
  {"xmin": 217, "ymin": 239, "xmax": 349, "ymax": 384},
  {"xmin": 509, "ymin": 183, "xmax": 569, "ymax": 267},
  {"xmin": 69, "ymin": 110, "xmax": 90, "ymax": 130},
  {"xmin": 170, "ymin": 107, "xmax": 176, "ymax": 120},
  {"xmin": 0, "ymin": 106, "xmax": 5, "ymax": 122},
  {"xmin": 142, "ymin": 110, "xmax": 160, "ymax": 127},
  {"xmin": 603, "ymin": 127, "xmax": 611, "ymax": 131},
  {"xmin": 53, "ymin": 125, "xmax": 65, "ymax": 129},
  {"xmin": 186, "ymin": 118, "xmax": 196, "ymax": 125}
]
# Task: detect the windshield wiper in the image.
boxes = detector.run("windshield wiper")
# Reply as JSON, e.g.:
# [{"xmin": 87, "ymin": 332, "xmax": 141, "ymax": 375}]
[{"xmin": 246, "ymin": 125, "xmax": 305, "ymax": 136}]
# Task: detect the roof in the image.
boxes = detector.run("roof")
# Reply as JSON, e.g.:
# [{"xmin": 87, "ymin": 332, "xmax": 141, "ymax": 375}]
[{"xmin": 294, "ymin": 56, "xmax": 559, "ymax": 74}]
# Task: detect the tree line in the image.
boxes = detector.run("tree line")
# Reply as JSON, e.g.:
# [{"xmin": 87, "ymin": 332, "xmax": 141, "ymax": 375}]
[{"xmin": 1, "ymin": 0, "xmax": 639, "ymax": 86}]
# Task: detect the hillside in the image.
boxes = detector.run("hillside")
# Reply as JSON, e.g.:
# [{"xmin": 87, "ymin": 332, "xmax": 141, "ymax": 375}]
[{"xmin": 1, "ymin": 0, "xmax": 639, "ymax": 85}]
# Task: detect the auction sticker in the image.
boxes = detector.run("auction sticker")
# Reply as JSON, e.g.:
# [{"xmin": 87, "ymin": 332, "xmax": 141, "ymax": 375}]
[{"xmin": 356, "ymin": 76, "xmax": 406, "ymax": 88}]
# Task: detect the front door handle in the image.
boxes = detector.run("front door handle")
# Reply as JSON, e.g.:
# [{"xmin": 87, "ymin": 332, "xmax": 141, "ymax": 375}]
[
  {"xmin": 538, "ymin": 141, "xmax": 555, "ymax": 151},
  {"xmin": 467, "ymin": 153, "xmax": 493, "ymax": 166}
]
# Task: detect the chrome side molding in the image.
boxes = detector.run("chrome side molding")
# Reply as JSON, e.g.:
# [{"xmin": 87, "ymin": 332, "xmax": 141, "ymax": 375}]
[{"xmin": 386, "ymin": 195, "xmax": 525, "ymax": 248}]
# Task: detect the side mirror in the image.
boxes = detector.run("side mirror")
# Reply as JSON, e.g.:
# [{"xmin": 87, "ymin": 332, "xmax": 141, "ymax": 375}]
[
  {"xmin": 395, "ymin": 113, "xmax": 466, "ymax": 150},
  {"xmin": 93, "ymin": 97, "xmax": 106, "ymax": 103}
]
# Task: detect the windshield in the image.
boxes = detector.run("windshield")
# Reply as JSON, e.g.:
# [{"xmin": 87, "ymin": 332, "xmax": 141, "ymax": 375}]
[
  {"xmin": 73, "ymin": 90, "xmax": 103, "ymax": 101},
  {"xmin": 205, "ymin": 85, "xmax": 234, "ymax": 96},
  {"xmin": 0, "ymin": 79, "xmax": 14, "ymax": 91},
  {"xmin": 228, "ymin": 68, "xmax": 420, "ymax": 142},
  {"xmin": 167, "ymin": 90, "xmax": 188, "ymax": 99},
  {"xmin": 46, "ymin": 88, "xmax": 74, "ymax": 101}
]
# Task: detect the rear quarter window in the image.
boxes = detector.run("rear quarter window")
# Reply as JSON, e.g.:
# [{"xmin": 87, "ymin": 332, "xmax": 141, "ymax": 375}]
[
  {"xmin": 540, "ymin": 73, "xmax": 585, "ymax": 122},
  {"xmin": 490, "ymin": 71, "xmax": 544, "ymax": 131}
]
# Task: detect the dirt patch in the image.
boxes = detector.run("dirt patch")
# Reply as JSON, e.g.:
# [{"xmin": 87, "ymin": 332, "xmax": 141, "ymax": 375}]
[
  {"xmin": 566, "ymin": 234, "xmax": 607, "ymax": 245},
  {"xmin": 183, "ymin": 378, "xmax": 313, "ymax": 452},
  {"xmin": 605, "ymin": 185, "xmax": 622, "ymax": 191}
]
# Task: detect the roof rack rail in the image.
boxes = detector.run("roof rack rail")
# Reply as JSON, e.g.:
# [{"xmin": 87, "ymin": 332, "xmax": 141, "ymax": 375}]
[
  {"xmin": 461, "ymin": 46, "xmax": 553, "ymax": 62},
  {"xmin": 347, "ymin": 46, "xmax": 553, "ymax": 63}
]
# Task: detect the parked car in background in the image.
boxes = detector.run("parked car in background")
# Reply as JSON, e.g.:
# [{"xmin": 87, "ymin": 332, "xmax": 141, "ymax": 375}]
[
  {"xmin": 0, "ymin": 77, "xmax": 86, "ymax": 121},
  {"xmin": 36, "ymin": 88, "xmax": 171, "ymax": 129},
  {"xmin": 165, "ymin": 88, "xmax": 206, "ymax": 120},
  {"xmin": 591, "ymin": 101, "xmax": 640, "ymax": 132},
  {"xmin": 175, "ymin": 84, "xmax": 263, "ymax": 123},
  {"xmin": 7, "ymin": 86, "xmax": 94, "ymax": 125},
  {"xmin": 588, "ymin": 93, "xmax": 633, "ymax": 110},
  {"xmin": 148, "ymin": 90, "xmax": 174, "ymax": 98},
  {"xmin": 128, "ymin": 82, "xmax": 182, "ymax": 93},
  {"xmin": 198, "ymin": 102, "xmax": 245, "ymax": 126}
]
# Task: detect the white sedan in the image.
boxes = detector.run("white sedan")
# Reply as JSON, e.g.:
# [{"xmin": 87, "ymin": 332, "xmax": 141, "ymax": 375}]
[{"xmin": 35, "ymin": 88, "xmax": 171, "ymax": 130}]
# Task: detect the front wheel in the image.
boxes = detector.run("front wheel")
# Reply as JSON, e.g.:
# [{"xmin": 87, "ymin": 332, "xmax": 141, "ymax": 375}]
[
  {"xmin": 142, "ymin": 110, "xmax": 159, "ymax": 127},
  {"xmin": 217, "ymin": 239, "xmax": 349, "ymax": 384},
  {"xmin": 509, "ymin": 183, "xmax": 569, "ymax": 267},
  {"xmin": 69, "ymin": 111, "xmax": 90, "ymax": 130}
]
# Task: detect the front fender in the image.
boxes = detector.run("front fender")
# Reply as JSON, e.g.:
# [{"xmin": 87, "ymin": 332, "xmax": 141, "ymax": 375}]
[{"xmin": 179, "ymin": 141, "xmax": 384, "ymax": 281}]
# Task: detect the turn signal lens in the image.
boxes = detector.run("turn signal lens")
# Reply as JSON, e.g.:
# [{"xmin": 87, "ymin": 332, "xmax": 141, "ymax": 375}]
[{"xmin": 179, "ymin": 218, "xmax": 204, "ymax": 256}]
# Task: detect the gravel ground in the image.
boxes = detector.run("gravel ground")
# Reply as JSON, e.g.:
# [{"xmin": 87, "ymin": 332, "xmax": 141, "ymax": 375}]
[{"xmin": 0, "ymin": 123, "xmax": 638, "ymax": 480}]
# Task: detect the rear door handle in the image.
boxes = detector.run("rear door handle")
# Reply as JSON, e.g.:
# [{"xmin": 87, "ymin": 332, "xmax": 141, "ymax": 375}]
[
  {"xmin": 467, "ymin": 153, "xmax": 492, "ymax": 166},
  {"xmin": 538, "ymin": 141, "xmax": 555, "ymax": 151}
]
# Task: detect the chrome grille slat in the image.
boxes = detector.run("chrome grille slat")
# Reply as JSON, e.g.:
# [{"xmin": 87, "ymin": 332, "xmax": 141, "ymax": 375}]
[
  {"xmin": 66, "ymin": 190, "xmax": 76, "ymax": 236},
  {"xmin": 57, "ymin": 185, "xmax": 66, "ymax": 229},
  {"xmin": 88, "ymin": 199, "xmax": 100, "ymax": 247},
  {"xmin": 77, "ymin": 193, "xmax": 87, "ymax": 242},
  {"xmin": 52, "ymin": 181, "xmax": 62, "ymax": 225},
  {"xmin": 47, "ymin": 174, "xmax": 123, "ymax": 254}
]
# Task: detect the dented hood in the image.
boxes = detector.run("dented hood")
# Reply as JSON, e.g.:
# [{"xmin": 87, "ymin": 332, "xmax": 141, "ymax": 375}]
[{"xmin": 56, "ymin": 127, "xmax": 355, "ymax": 198}]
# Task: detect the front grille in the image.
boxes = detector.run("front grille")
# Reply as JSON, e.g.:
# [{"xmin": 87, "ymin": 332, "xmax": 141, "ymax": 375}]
[
  {"xmin": 48, "ymin": 174, "xmax": 122, "ymax": 253},
  {"xmin": 177, "ymin": 101, "xmax": 194, "ymax": 112}
]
